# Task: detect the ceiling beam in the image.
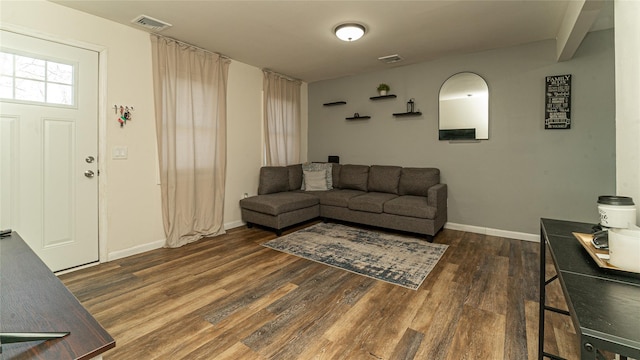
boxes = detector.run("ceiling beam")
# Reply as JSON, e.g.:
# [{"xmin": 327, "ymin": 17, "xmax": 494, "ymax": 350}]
[{"xmin": 556, "ymin": 0, "xmax": 606, "ymax": 62}]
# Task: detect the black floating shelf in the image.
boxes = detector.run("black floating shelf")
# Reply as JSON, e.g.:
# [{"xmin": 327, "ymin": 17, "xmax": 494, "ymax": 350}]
[
  {"xmin": 392, "ymin": 112, "xmax": 423, "ymax": 117},
  {"xmin": 370, "ymin": 94, "xmax": 397, "ymax": 100},
  {"xmin": 346, "ymin": 116, "xmax": 371, "ymax": 120},
  {"xmin": 323, "ymin": 101, "xmax": 347, "ymax": 106}
]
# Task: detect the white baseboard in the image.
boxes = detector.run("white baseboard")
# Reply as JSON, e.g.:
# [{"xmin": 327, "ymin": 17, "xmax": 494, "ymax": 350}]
[
  {"xmin": 224, "ymin": 220, "xmax": 245, "ymax": 230},
  {"xmin": 105, "ymin": 221, "xmax": 246, "ymax": 262},
  {"xmin": 103, "ymin": 222, "xmax": 537, "ymax": 263},
  {"xmin": 444, "ymin": 222, "xmax": 539, "ymax": 242},
  {"xmin": 107, "ymin": 239, "xmax": 166, "ymax": 261}
]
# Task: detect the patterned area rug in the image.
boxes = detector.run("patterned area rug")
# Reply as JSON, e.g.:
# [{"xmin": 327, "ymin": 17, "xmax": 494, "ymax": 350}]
[{"xmin": 262, "ymin": 223, "xmax": 448, "ymax": 290}]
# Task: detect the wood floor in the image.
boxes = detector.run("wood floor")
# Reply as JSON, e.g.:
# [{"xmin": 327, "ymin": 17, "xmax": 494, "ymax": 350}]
[{"xmin": 59, "ymin": 222, "xmax": 581, "ymax": 360}]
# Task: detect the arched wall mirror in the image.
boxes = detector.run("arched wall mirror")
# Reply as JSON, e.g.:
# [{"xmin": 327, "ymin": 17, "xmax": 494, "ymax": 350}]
[{"xmin": 438, "ymin": 72, "xmax": 489, "ymax": 140}]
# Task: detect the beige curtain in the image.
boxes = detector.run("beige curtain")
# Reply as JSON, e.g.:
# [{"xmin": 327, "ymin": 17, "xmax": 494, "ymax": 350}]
[
  {"xmin": 263, "ymin": 70, "xmax": 301, "ymax": 166},
  {"xmin": 151, "ymin": 35, "xmax": 230, "ymax": 248}
]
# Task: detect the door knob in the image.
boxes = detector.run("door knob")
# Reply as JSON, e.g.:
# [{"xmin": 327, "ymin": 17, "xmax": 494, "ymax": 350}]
[
  {"xmin": 85, "ymin": 156, "xmax": 95, "ymax": 163},
  {"xmin": 84, "ymin": 170, "xmax": 95, "ymax": 178}
]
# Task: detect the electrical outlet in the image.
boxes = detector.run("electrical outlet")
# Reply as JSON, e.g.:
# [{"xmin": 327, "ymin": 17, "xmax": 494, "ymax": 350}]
[{"xmin": 243, "ymin": 193, "xmax": 249, "ymax": 199}]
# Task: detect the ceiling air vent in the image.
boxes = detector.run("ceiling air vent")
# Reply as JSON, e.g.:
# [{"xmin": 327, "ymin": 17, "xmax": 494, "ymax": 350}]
[
  {"xmin": 131, "ymin": 15, "xmax": 172, "ymax": 32},
  {"xmin": 378, "ymin": 54, "xmax": 404, "ymax": 64}
]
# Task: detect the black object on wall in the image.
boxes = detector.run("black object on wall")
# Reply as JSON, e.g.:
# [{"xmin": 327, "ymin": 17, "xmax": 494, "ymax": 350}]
[
  {"xmin": 328, "ymin": 156, "xmax": 340, "ymax": 163},
  {"xmin": 439, "ymin": 129, "xmax": 476, "ymax": 140},
  {"xmin": 545, "ymin": 74, "xmax": 572, "ymax": 129}
]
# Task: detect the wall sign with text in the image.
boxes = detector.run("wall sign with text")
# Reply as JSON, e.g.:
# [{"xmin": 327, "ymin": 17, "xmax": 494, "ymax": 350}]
[{"xmin": 545, "ymin": 74, "xmax": 571, "ymax": 129}]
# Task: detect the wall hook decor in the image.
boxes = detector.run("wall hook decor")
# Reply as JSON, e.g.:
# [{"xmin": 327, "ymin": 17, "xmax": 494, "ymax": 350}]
[{"xmin": 114, "ymin": 105, "xmax": 134, "ymax": 127}]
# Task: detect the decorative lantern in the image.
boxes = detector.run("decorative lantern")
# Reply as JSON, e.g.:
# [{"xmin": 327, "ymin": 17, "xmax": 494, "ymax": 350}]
[{"xmin": 407, "ymin": 98, "xmax": 415, "ymax": 113}]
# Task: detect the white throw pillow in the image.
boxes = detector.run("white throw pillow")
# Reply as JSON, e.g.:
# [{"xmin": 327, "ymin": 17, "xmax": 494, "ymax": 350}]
[
  {"xmin": 303, "ymin": 170, "xmax": 328, "ymax": 191},
  {"xmin": 301, "ymin": 163, "xmax": 333, "ymax": 190}
]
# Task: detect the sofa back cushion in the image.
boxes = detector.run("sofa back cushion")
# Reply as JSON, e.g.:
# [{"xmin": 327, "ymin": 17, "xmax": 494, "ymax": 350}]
[
  {"xmin": 368, "ymin": 165, "xmax": 402, "ymax": 194},
  {"xmin": 339, "ymin": 165, "xmax": 370, "ymax": 191},
  {"xmin": 287, "ymin": 164, "xmax": 303, "ymax": 190},
  {"xmin": 398, "ymin": 168, "xmax": 440, "ymax": 196},
  {"xmin": 332, "ymin": 163, "xmax": 342, "ymax": 189},
  {"xmin": 258, "ymin": 166, "xmax": 289, "ymax": 195}
]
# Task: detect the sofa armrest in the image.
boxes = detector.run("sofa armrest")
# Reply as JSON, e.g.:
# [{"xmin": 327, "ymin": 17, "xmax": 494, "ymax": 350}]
[{"xmin": 427, "ymin": 183, "xmax": 447, "ymax": 210}]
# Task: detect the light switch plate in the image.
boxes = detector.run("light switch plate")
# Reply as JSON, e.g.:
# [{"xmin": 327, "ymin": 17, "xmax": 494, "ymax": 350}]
[{"xmin": 112, "ymin": 146, "xmax": 128, "ymax": 159}]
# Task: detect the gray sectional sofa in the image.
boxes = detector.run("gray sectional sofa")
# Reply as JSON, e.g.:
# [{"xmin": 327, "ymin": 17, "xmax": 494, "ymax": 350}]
[{"xmin": 239, "ymin": 164, "xmax": 447, "ymax": 241}]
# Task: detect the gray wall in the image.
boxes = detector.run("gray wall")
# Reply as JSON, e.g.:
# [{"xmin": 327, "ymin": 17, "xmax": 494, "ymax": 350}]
[{"xmin": 308, "ymin": 30, "xmax": 615, "ymax": 236}]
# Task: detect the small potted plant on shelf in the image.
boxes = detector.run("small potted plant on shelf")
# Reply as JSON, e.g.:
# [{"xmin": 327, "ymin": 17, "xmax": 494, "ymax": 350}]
[{"xmin": 377, "ymin": 83, "xmax": 390, "ymax": 96}]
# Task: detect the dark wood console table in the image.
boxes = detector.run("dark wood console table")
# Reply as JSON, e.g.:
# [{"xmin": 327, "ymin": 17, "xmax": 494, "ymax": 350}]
[
  {"xmin": 539, "ymin": 218, "xmax": 640, "ymax": 360},
  {"xmin": 0, "ymin": 232, "xmax": 115, "ymax": 359}
]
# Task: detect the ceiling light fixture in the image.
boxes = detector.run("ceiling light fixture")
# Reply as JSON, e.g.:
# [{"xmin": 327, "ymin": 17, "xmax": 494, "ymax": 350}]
[{"xmin": 334, "ymin": 23, "xmax": 366, "ymax": 42}]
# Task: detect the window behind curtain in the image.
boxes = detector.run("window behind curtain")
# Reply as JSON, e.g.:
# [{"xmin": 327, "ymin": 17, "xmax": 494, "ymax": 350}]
[{"xmin": 263, "ymin": 70, "xmax": 301, "ymax": 166}]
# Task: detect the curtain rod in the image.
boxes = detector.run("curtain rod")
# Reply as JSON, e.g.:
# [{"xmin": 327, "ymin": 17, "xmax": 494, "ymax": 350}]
[
  {"xmin": 151, "ymin": 34, "xmax": 230, "ymax": 60},
  {"xmin": 263, "ymin": 69, "xmax": 301, "ymax": 83}
]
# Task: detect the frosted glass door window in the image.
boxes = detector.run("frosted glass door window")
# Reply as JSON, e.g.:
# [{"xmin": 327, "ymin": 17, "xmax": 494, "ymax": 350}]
[{"xmin": 0, "ymin": 51, "xmax": 75, "ymax": 106}]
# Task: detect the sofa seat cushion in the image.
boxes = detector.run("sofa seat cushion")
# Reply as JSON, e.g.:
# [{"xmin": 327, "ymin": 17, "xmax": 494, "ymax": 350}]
[
  {"xmin": 384, "ymin": 195, "xmax": 437, "ymax": 219},
  {"xmin": 240, "ymin": 192, "xmax": 318, "ymax": 216},
  {"xmin": 348, "ymin": 192, "xmax": 399, "ymax": 213},
  {"xmin": 313, "ymin": 189, "xmax": 365, "ymax": 207}
]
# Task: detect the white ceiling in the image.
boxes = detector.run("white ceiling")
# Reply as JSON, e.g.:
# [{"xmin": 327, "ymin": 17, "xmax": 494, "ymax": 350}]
[{"xmin": 50, "ymin": 0, "xmax": 614, "ymax": 83}]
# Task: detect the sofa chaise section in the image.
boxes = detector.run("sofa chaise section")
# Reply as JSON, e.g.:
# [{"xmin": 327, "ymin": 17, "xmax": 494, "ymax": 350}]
[{"xmin": 240, "ymin": 166, "xmax": 319, "ymax": 236}]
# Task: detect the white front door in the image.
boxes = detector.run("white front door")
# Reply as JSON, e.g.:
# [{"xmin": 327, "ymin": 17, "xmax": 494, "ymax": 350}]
[{"xmin": 0, "ymin": 30, "xmax": 99, "ymax": 272}]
